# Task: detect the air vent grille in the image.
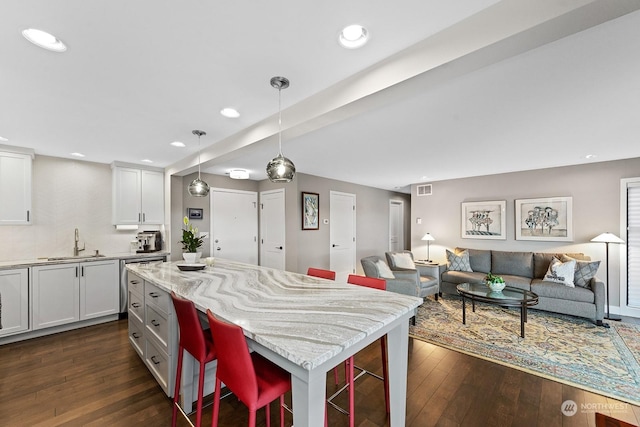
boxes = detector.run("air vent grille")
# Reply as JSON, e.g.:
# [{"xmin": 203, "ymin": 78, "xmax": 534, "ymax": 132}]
[{"xmin": 417, "ymin": 184, "xmax": 432, "ymax": 196}]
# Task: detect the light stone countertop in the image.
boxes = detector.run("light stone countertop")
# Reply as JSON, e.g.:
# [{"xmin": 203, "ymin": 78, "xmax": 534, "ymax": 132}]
[
  {"xmin": 0, "ymin": 251, "xmax": 169, "ymax": 271},
  {"xmin": 127, "ymin": 258, "xmax": 422, "ymax": 371}
]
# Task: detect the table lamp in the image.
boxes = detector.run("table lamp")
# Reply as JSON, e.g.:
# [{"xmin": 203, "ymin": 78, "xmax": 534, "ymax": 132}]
[
  {"xmin": 421, "ymin": 233, "xmax": 435, "ymax": 263},
  {"xmin": 591, "ymin": 232, "xmax": 625, "ymax": 323}
]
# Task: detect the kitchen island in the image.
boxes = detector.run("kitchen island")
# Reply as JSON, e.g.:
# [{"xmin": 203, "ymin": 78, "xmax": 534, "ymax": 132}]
[{"xmin": 126, "ymin": 259, "xmax": 422, "ymax": 427}]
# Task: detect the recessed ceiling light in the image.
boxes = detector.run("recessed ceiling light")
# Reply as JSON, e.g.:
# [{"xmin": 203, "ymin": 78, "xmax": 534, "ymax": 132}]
[
  {"xmin": 22, "ymin": 28, "xmax": 67, "ymax": 52},
  {"xmin": 229, "ymin": 169, "xmax": 250, "ymax": 180},
  {"xmin": 339, "ymin": 24, "xmax": 369, "ymax": 49},
  {"xmin": 220, "ymin": 108, "xmax": 240, "ymax": 118},
  {"xmin": 141, "ymin": 159, "xmax": 153, "ymax": 163},
  {"xmin": 585, "ymin": 154, "xmax": 598, "ymax": 159},
  {"xmin": 170, "ymin": 141, "xmax": 186, "ymax": 147},
  {"xmin": 0, "ymin": 136, "xmax": 8, "ymax": 142},
  {"xmin": 70, "ymin": 152, "xmax": 85, "ymax": 157}
]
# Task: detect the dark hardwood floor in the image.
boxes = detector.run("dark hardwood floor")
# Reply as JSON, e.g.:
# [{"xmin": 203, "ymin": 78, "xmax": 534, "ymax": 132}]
[{"xmin": 1, "ymin": 319, "xmax": 638, "ymax": 426}]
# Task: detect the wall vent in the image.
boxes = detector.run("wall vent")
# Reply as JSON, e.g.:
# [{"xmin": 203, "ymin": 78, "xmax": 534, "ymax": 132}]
[{"xmin": 417, "ymin": 184, "xmax": 432, "ymax": 196}]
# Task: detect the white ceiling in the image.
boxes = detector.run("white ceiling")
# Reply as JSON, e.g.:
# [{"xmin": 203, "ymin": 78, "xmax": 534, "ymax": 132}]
[{"xmin": 2, "ymin": 0, "xmax": 640, "ymax": 193}]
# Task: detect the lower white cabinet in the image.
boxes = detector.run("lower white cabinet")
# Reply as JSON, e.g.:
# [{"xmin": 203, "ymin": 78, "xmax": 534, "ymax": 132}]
[
  {"xmin": 127, "ymin": 272, "xmax": 177, "ymax": 397},
  {"xmin": 32, "ymin": 260, "xmax": 118, "ymax": 330},
  {"xmin": 0, "ymin": 268, "xmax": 29, "ymax": 337}
]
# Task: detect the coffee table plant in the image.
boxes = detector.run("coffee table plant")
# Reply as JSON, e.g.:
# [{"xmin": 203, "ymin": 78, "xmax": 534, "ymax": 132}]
[{"xmin": 486, "ymin": 272, "xmax": 506, "ymax": 292}]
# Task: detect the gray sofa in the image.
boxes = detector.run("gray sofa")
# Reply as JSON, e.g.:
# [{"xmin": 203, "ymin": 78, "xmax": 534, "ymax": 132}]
[{"xmin": 441, "ymin": 248, "xmax": 605, "ymax": 325}]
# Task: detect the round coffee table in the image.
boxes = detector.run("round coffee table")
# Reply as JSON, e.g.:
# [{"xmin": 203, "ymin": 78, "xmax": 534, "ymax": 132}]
[{"xmin": 456, "ymin": 283, "xmax": 539, "ymax": 338}]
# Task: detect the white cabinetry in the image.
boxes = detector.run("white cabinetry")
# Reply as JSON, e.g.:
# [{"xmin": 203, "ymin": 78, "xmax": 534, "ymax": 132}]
[
  {"xmin": 127, "ymin": 272, "xmax": 177, "ymax": 397},
  {"xmin": 32, "ymin": 260, "xmax": 118, "ymax": 330},
  {"xmin": 0, "ymin": 150, "xmax": 33, "ymax": 225},
  {"xmin": 112, "ymin": 163, "xmax": 164, "ymax": 225},
  {"xmin": 0, "ymin": 268, "xmax": 29, "ymax": 337},
  {"xmin": 80, "ymin": 260, "xmax": 119, "ymax": 319}
]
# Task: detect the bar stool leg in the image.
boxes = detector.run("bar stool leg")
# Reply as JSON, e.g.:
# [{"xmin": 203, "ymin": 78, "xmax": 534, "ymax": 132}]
[
  {"xmin": 381, "ymin": 336, "xmax": 390, "ymax": 414},
  {"xmin": 172, "ymin": 346, "xmax": 184, "ymax": 427}
]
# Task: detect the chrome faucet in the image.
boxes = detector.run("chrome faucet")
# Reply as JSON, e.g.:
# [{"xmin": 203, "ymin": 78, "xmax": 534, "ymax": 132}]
[{"xmin": 74, "ymin": 228, "xmax": 85, "ymax": 256}]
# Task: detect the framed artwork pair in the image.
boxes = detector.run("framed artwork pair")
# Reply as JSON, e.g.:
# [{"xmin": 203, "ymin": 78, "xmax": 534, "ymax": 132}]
[{"xmin": 461, "ymin": 197, "xmax": 573, "ymax": 241}]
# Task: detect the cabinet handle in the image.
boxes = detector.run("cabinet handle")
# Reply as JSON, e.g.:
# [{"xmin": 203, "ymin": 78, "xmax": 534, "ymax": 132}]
[
  {"xmin": 81, "ymin": 266, "xmax": 84, "ymax": 277},
  {"xmin": 151, "ymin": 319, "xmax": 160, "ymax": 327},
  {"xmin": 75, "ymin": 267, "xmax": 78, "ymax": 277},
  {"xmin": 130, "ymin": 280, "xmax": 139, "ymax": 284},
  {"xmin": 138, "ymin": 213, "xmax": 141, "ymax": 222},
  {"xmin": 131, "ymin": 302, "xmax": 141, "ymax": 308},
  {"xmin": 132, "ymin": 332, "xmax": 140, "ymax": 339},
  {"xmin": 149, "ymin": 292, "xmax": 160, "ymax": 298},
  {"xmin": 27, "ymin": 210, "xmax": 30, "ymax": 222},
  {"xmin": 150, "ymin": 356, "xmax": 161, "ymax": 365},
  {"xmin": 143, "ymin": 213, "xmax": 146, "ymax": 222}
]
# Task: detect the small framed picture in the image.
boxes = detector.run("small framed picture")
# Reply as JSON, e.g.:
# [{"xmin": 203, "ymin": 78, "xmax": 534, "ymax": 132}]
[
  {"xmin": 302, "ymin": 192, "xmax": 319, "ymax": 230},
  {"xmin": 188, "ymin": 208, "xmax": 203, "ymax": 220}
]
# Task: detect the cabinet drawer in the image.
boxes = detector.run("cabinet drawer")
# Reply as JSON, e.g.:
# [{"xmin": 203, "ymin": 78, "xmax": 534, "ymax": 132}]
[
  {"xmin": 129, "ymin": 290, "xmax": 144, "ymax": 323},
  {"xmin": 128, "ymin": 319, "xmax": 144, "ymax": 358},
  {"xmin": 145, "ymin": 304, "xmax": 169, "ymax": 351},
  {"xmin": 145, "ymin": 282, "xmax": 169, "ymax": 314},
  {"xmin": 145, "ymin": 339, "xmax": 170, "ymax": 395},
  {"xmin": 128, "ymin": 273, "xmax": 144, "ymax": 296}
]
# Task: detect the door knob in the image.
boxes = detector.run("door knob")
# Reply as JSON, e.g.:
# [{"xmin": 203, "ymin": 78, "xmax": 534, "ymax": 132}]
[
  {"xmin": 276, "ymin": 246, "xmax": 283, "ymax": 250},
  {"xmin": 332, "ymin": 244, "xmax": 339, "ymax": 247},
  {"xmin": 216, "ymin": 247, "xmax": 221, "ymax": 251}
]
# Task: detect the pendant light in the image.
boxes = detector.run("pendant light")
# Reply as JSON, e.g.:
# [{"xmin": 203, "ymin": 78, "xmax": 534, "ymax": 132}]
[
  {"xmin": 188, "ymin": 129, "xmax": 210, "ymax": 197},
  {"xmin": 266, "ymin": 76, "xmax": 296, "ymax": 182}
]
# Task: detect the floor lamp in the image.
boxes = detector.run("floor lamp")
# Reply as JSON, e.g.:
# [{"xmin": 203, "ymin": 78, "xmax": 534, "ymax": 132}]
[
  {"xmin": 591, "ymin": 232, "xmax": 625, "ymax": 323},
  {"xmin": 421, "ymin": 233, "xmax": 435, "ymax": 263}
]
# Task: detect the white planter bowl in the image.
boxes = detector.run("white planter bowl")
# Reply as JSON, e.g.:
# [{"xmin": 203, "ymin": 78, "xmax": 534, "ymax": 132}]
[{"xmin": 182, "ymin": 252, "xmax": 202, "ymax": 264}]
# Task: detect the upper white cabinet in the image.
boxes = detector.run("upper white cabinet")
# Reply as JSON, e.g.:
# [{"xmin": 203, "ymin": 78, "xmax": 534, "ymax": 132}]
[
  {"xmin": 112, "ymin": 162, "xmax": 164, "ymax": 225},
  {"xmin": 0, "ymin": 149, "xmax": 33, "ymax": 225},
  {"xmin": 0, "ymin": 268, "xmax": 29, "ymax": 337}
]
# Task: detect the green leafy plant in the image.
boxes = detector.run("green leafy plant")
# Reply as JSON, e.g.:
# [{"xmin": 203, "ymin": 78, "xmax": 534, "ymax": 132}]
[
  {"xmin": 485, "ymin": 272, "xmax": 505, "ymax": 284},
  {"xmin": 179, "ymin": 216, "xmax": 204, "ymax": 253}
]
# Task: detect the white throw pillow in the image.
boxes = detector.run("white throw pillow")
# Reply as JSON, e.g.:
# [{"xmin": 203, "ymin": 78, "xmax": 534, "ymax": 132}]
[
  {"xmin": 376, "ymin": 260, "xmax": 395, "ymax": 279},
  {"xmin": 392, "ymin": 253, "xmax": 416, "ymax": 269},
  {"xmin": 544, "ymin": 257, "xmax": 576, "ymax": 287}
]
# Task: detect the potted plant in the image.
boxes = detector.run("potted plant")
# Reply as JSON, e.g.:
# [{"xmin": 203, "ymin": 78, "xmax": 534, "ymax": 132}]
[
  {"xmin": 179, "ymin": 216, "xmax": 204, "ymax": 263},
  {"xmin": 485, "ymin": 272, "xmax": 506, "ymax": 292}
]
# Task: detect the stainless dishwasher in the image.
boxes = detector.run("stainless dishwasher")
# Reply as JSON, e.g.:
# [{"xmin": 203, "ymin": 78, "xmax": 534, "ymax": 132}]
[{"xmin": 119, "ymin": 255, "xmax": 166, "ymax": 318}]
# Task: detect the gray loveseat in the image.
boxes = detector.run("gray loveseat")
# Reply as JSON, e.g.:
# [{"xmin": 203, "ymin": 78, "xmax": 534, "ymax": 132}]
[{"xmin": 441, "ymin": 248, "xmax": 605, "ymax": 325}]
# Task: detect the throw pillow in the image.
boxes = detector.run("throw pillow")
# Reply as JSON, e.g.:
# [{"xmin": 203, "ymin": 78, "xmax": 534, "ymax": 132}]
[
  {"xmin": 392, "ymin": 253, "xmax": 416, "ymax": 269},
  {"xmin": 446, "ymin": 249, "xmax": 473, "ymax": 272},
  {"xmin": 560, "ymin": 254, "xmax": 601, "ymax": 288},
  {"xmin": 376, "ymin": 260, "xmax": 395, "ymax": 279},
  {"xmin": 544, "ymin": 257, "xmax": 576, "ymax": 287}
]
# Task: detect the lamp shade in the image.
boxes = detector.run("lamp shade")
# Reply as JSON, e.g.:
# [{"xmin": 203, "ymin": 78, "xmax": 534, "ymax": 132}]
[
  {"xmin": 591, "ymin": 232, "xmax": 625, "ymax": 244},
  {"xmin": 421, "ymin": 233, "xmax": 435, "ymax": 241}
]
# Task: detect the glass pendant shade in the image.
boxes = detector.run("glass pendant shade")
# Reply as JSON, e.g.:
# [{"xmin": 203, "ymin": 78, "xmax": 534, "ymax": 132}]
[
  {"xmin": 188, "ymin": 177, "xmax": 210, "ymax": 197},
  {"xmin": 266, "ymin": 76, "xmax": 295, "ymax": 183},
  {"xmin": 266, "ymin": 153, "xmax": 296, "ymax": 182},
  {"xmin": 188, "ymin": 129, "xmax": 210, "ymax": 197}
]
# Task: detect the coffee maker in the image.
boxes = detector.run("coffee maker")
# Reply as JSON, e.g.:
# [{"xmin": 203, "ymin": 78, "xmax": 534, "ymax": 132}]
[{"xmin": 136, "ymin": 231, "xmax": 162, "ymax": 253}]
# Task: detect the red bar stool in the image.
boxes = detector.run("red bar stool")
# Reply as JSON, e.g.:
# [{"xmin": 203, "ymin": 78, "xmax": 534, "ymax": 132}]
[
  {"xmin": 207, "ymin": 310, "xmax": 292, "ymax": 427},
  {"xmin": 307, "ymin": 267, "xmax": 336, "ymax": 280},
  {"xmin": 327, "ymin": 275, "xmax": 390, "ymax": 427},
  {"xmin": 170, "ymin": 292, "xmax": 217, "ymax": 427}
]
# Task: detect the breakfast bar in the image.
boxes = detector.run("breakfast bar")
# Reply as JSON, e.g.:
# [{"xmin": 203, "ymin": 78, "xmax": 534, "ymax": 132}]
[{"xmin": 126, "ymin": 259, "xmax": 422, "ymax": 427}]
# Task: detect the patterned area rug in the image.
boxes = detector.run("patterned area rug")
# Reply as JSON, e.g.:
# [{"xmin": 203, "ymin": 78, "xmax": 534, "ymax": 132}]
[{"xmin": 410, "ymin": 297, "xmax": 640, "ymax": 406}]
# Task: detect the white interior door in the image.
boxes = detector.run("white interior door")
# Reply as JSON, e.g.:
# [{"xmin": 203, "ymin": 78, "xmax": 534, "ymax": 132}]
[
  {"xmin": 330, "ymin": 191, "xmax": 356, "ymax": 282},
  {"xmin": 260, "ymin": 189, "xmax": 286, "ymax": 270},
  {"xmin": 389, "ymin": 200, "xmax": 404, "ymax": 251},
  {"xmin": 211, "ymin": 189, "xmax": 258, "ymax": 265}
]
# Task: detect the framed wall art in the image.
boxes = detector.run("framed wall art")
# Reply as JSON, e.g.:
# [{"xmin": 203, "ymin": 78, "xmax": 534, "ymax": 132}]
[
  {"xmin": 515, "ymin": 196, "xmax": 573, "ymax": 241},
  {"xmin": 188, "ymin": 207, "xmax": 203, "ymax": 220},
  {"xmin": 302, "ymin": 192, "xmax": 319, "ymax": 230},
  {"xmin": 461, "ymin": 200, "xmax": 507, "ymax": 240}
]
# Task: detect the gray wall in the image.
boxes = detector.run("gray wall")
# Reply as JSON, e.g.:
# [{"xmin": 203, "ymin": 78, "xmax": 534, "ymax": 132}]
[
  {"xmin": 173, "ymin": 172, "xmax": 410, "ymax": 273},
  {"xmin": 410, "ymin": 157, "xmax": 640, "ymax": 308}
]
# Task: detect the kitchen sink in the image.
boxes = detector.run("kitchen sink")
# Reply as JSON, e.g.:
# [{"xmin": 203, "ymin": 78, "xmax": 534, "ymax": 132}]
[{"xmin": 47, "ymin": 254, "xmax": 107, "ymax": 261}]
